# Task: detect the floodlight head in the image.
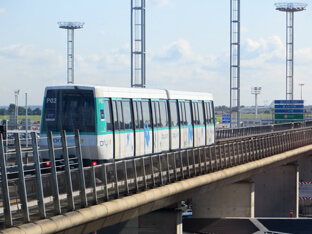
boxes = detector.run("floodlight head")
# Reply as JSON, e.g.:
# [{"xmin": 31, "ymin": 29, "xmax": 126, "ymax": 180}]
[
  {"xmin": 275, "ymin": 2, "xmax": 307, "ymax": 12},
  {"xmin": 58, "ymin": 22, "xmax": 85, "ymax": 29},
  {"xmin": 251, "ymin": 87, "xmax": 262, "ymax": 95},
  {"xmin": 14, "ymin": 90, "xmax": 20, "ymax": 96}
]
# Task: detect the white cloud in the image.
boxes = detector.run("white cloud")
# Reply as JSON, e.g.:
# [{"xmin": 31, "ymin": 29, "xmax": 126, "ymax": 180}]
[
  {"xmin": 0, "ymin": 8, "xmax": 6, "ymax": 15},
  {"xmin": 153, "ymin": 39, "xmax": 193, "ymax": 62},
  {"xmin": 149, "ymin": 0, "xmax": 169, "ymax": 7}
]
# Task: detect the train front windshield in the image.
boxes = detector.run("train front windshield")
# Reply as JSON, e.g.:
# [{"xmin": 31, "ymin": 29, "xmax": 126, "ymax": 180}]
[{"xmin": 42, "ymin": 89, "xmax": 95, "ymax": 133}]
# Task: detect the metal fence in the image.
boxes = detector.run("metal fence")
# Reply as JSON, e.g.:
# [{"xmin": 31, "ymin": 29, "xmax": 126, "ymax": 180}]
[
  {"xmin": 215, "ymin": 120, "xmax": 312, "ymax": 139},
  {"xmin": 1, "ymin": 127, "xmax": 312, "ymax": 228}
]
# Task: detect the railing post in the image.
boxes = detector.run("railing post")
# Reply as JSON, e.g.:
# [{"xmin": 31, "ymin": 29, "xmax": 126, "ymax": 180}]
[
  {"xmin": 14, "ymin": 133, "xmax": 30, "ymax": 223},
  {"xmin": 180, "ymin": 151, "xmax": 184, "ymax": 179},
  {"xmin": 91, "ymin": 165, "xmax": 98, "ymax": 203},
  {"xmin": 31, "ymin": 132, "xmax": 46, "ymax": 219},
  {"xmin": 74, "ymin": 130, "xmax": 87, "ymax": 207},
  {"xmin": 61, "ymin": 130, "xmax": 74, "ymax": 210},
  {"xmin": 143, "ymin": 157, "xmax": 148, "ymax": 189},
  {"xmin": 159, "ymin": 154, "xmax": 164, "ymax": 185},
  {"xmin": 150, "ymin": 156, "xmax": 155, "ymax": 187},
  {"xmin": 214, "ymin": 146, "xmax": 218, "ymax": 170},
  {"xmin": 187, "ymin": 150, "xmax": 191, "ymax": 177},
  {"xmin": 204, "ymin": 147, "xmax": 208, "ymax": 173},
  {"xmin": 133, "ymin": 158, "xmax": 139, "ymax": 192},
  {"xmin": 124, "ymin": 160, "xmax": 129, "ymax": 195},
  {"xmin": 114, "ymin": 161, "xmax": 119, "ymax": 198},
  {"xmin": 174, "ymin": 152, "xmax": 178, "ymax": 180},
  {"xmin": 104, "ymin": 164, "xmax": 109, "ymax": 201},
  {"xmin": 192, "ymin": 149, "xmax": 196, "ymax": 176},
  {"xmin": 198, "ymin": 148, "xmax": 203, "ymax": 174},
  {"xmin": 0, "ymin": 134, "xmax": 12, "ymax": 226},
  {"xmin": 166, "ymin": 153, "xmax": 171, "ymax": 183},
  {"xmin": 47, "ymin": 131, "xmax": 61, "ymax": 214}
]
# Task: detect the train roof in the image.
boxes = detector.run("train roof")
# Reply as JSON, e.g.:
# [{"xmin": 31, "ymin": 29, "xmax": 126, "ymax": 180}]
[
  {"xmin": 167, "ymin": 90, "xmax": 213, "ymax": 101},
  {"xmin": 44, "ymin": 84, "xmax": 213, "ymax": 101}
]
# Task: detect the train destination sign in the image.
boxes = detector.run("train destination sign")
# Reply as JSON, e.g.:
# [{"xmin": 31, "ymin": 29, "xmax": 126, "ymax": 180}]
[{"xmin": 274, "ymin": 100, "xmax": 304, "ymax": 123}]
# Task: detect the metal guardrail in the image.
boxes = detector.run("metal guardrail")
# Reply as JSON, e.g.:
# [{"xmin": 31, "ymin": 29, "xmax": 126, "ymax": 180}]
[
  {"xmin": 1, "ymin": 127, "xmax": 312, "ymax": 228},
  {"xmin": 215, "ymin": 120, "xmax": 312, "ymax": 139}
]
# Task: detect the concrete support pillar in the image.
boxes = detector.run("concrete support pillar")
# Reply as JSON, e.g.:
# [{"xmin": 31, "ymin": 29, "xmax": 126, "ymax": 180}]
[
  {"xmin": 298, "ymin": 155, "xmax": 312, "ymax": 215},
  {"xmin": 192, "ymin": 182, "xmax": 255, "ymax": 218},
  {"xmin": 137, "ymin": 207, "xmax": 183, "ymax": 234},
  {"xmin": 298, "ymin": 155, "xmax": 312, "ymax": 181},
  {"xmin": 253, "ymin": 164, "xmax": 299, "ymax": 217},
  {"xmin": 98, "ymin": 205, "xmax": 183, "ymax": 234}
]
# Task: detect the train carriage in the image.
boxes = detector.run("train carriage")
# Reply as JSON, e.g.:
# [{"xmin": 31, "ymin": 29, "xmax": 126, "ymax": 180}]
[{"xmin": 40, "ymin": 85, "xmax": 215, "ymax": 166}]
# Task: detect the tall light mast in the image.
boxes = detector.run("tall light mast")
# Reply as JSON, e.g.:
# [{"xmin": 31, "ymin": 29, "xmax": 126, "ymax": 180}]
[
  {"xmin": 131, "ymin": 0, "xmax": 146, "ymax": 88},
  {"xmin": 58, "ymin": 22, "xmax": 85, "ymax": 84},
  {"xmin": 275, "ymin": 3, "xmax": 307, "ymax": 100},
  {"xmin": 230, "ymin": 0, "xmax": 241, "ymax": 127}
]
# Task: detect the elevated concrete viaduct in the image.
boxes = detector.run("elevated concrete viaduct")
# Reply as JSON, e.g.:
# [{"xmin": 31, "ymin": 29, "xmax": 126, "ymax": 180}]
[{"xmin": 3, "ymin": 144, "xmax": 312, "ymax": 234}]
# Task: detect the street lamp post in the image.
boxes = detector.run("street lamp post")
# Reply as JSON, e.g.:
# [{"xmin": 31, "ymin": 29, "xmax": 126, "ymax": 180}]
[
  {"xmin": 298, "ymin": 83, "xmax": 304, "ymax": 100},
  {"xmin": 14, "ymin": 90, "xmax": 20, "ymax": 129},
  {"xmin": 251, "ymin": 87, "xmax": 262, "ymax": 119}
]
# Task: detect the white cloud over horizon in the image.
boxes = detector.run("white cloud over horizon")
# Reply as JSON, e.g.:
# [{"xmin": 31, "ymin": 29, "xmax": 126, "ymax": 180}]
[{"xmin": 1, "ymin": 33, "xmax": 312, "ymax": 106}]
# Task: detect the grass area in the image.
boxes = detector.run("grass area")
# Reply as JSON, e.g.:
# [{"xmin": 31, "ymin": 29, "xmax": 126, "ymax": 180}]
[
  {"xmin": 216, "ymin": 113, "xmax": 274, "ymax": 123},
  {"xmin": 0, "ymin": 115, "xmax": 41, "ymax": 122}
]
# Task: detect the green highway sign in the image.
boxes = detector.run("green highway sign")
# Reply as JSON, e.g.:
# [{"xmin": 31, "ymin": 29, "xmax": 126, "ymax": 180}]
[
  {"xmin": 274, "ymin": 100, "xmax": 304, "ymax": 123},
  {"xmin": 274, "ymin": 114, "xmax": 304, "ymax": 120}
]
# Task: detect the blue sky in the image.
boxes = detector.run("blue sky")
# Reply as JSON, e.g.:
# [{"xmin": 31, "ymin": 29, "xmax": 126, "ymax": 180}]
[{"xmin": 1, "ymin": 0, "xmax": 312, "ymax": 107}]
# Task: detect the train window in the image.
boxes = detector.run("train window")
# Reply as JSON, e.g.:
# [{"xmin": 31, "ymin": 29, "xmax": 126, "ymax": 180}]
[
  {"xmin": 152, "ymin": 102, "xmax": 157, "ymax": 128},
  {"xmin": 185, "ymin": 101, "xmax": 192, "ymax": 126},
  {"xmin": 156, "ymin": 102, "xmax": 161, "ymax": 127},
  {"xmin": 133, "ymin": 101, "xmax": 138, "ymax": 129},
  {"xmin": 104, "ymin": 100, "xmax": 113, "ymax": 131},
  {"xmin": 142, "ymin": 101, "xmax": 152, "ymax": 128},
  {"xmin": 117, "ymin": 101, "xmax": 124, "ymax": 130},
  {"xmin": 204, "ymin": 102, "xmax": 209, "ymax": 125},
  {"xmin": 122, "ymin": 100, "xmax": 133, "ymax": 130},
  {"xmin": 112, "ymin": 101, "xmax": 119, "ymax": 130},
  {"xmin": 43, "ymin": 89, "xmax": 95, "ymax": 133},
  {"xmin": 205, "ymin": 102, "xmax": 214, "ymax": 125},
  {"xmin": 198, "ymin": 102, "xmax": 204, "ymax": 125},
  {"xmin": 192, "ymin": 102, "xmax": 199, "ymax": 125},
  {"xmin": 179, "ymin": 102, "xmax": 186, "ymax": 126},
  {"xmin": 138, "ymin": 102, "xmax": 144, "ymax": 128},
  {"xmin": 210, "ymin": 102, "xmax": 215, "ymax": 124},
  {"xmin": 133, "ymin": 101, "xmax": 143, "ymax": 129},
  {"xmin": 159, "ymin": 101, "xmax": 168, "ymax": 127},
  {"xmin": 169, "ymin": 101, "xmax": 179, "ymax": 127}
]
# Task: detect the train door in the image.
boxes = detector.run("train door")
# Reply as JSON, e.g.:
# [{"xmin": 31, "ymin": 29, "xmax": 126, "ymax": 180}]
[
  {"xmin": 159, "ymin": 100, "xmax": 169, "ymax": 152},
  {"xmin": 122, "ymin": 100, "xmax": 135, "ymax": 157},
  {"xmin": 169, "ymin": 100, "xmax": 180, "ymax": 150},
  {"xmin": 152, "ymin": 101, "xmax": 161, "ymax": 153},
  {"xmin": 133, "ymin": 100, "xmax": 144, "ymax": 156},
  {"xmin": 192, "ymin": 101, "xmax": 205, "ymax": 147},
  {"xmin": 205, "ymin": 101, "xmax": 215, "ymax": 145},
  {"xmin": 96, "ymin": 98, "xmax": 114, "ymax": 161},
  {"xmin": 112, "ymin": 100, "xmax": 134, "ymax": 159},
  {"xmin": 179, "ymin": 101, "xmax": 193, "ymax": 149},
  {"xmin": 141, "ymin": 100, "xmax": 153, "ymax": 155}
]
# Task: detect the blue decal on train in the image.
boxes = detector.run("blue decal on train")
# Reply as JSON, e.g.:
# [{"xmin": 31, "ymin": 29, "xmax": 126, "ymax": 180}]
[
  {"xmin": 144, "ymin": 123, "xmax": 150, "ymax": 147},
  {"xmin": 188, "ymin": 123, "xmax": 193, "ymax": 144}
]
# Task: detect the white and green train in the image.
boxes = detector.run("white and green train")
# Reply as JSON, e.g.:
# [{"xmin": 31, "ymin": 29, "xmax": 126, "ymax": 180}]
[{"xmin": 40, "ymin": 85, "xmax": 215, "ymax": 166}]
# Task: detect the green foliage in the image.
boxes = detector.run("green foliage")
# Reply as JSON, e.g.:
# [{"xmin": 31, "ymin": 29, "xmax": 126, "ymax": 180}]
[{"xmin": 0, "ymin": 104, "xmax": 41, "ymax": 116}]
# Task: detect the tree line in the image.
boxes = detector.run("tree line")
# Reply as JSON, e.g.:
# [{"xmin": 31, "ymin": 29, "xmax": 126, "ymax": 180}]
[{"xmin": 0, "ymin": 104, "xmax": 41, "ymax": 115}]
